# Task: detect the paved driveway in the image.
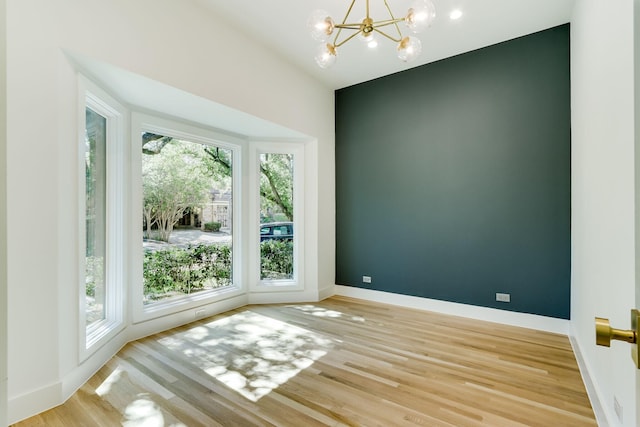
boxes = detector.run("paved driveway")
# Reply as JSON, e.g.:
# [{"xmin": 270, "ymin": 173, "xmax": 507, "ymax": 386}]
[{"xmin": 144, "ymin": 229, "xmax": 232, "ymax": 251}]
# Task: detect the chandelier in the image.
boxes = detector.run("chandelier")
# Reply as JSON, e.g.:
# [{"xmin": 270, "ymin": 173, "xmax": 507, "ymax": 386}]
[{"xmin": 308, "ymin": 0, "xmax": 436, "ymax": 68}]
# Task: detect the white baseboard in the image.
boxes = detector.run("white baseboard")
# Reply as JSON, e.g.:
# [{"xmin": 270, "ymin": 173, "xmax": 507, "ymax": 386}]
[
  {"xmin": 61, "ymin": 334, "xmax": 128, "ymax": 404},
  {"xmin": 247, "ymin": 288, "xmax": 319, "ymax": 305},
  {"xmin": 333, "ymin": 285, "xmax": 570, "ymax": 335},
  {"xmin": 8, "ymin": 381, "xmax": 61, "ymax": 425},
  {"xmin": 569, "ymin": 334, "xmax": 611, "ymax": 427},
  {"xmin": 317, "ymin": 284, "xmax": 335, "ymax": 301}
]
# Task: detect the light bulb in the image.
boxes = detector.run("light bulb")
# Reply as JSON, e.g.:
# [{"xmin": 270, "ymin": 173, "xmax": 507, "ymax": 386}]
[
  {"xmin": 359, "ymin": 31, "xmax": 378, "ymax": 49},
  {"xmin": 405, "ymin": 0, "xmax": 436, "ymax": 34},
  {"xmin": 315, "ymin": 43, "xmax": 337, "ymax": 68},
  {"xmin": 308, "ymin": 10, "xmax": 335, "ymax": 42},
  {"xmin": 449, "ymin": 9, "xmax": 463, "ymax": 20},
  {"xmin": 397, "ymin": 36, "xmax": 422, "ymax": 62}
]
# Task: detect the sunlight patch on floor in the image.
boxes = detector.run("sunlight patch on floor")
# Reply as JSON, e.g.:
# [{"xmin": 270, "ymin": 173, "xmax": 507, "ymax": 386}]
[
  {"xmin": 158, "ymin": 310, "xmax": 334, "ymax": 401},
  {"xmin": 292, "ymin": 304, "xmax": 344, "ymax": 318},
  {"xmin": 122, "ymin": 396, "xmax": 165, "ymax": 427},
  {"xmin": 292, "ymin": 304, "xmax": 366, "ymax": 323},
  {"xmin": 96, "ymin": 368, "xmax": 185, "ymax": 427},
  {"xmin": 96, "ymin": 366, "xmax": 124, "ymax": 397}
]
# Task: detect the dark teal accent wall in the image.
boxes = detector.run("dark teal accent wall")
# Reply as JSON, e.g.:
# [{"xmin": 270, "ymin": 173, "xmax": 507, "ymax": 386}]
[{"xmin": 335, "ymin": 24, "xmax": 571, "ymax": 319}]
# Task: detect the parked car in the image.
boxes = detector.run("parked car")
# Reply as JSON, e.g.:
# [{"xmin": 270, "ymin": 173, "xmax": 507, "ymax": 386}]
[{"xmin": 260, "ymin": 221, "xmax": 293, "ymax": 241}]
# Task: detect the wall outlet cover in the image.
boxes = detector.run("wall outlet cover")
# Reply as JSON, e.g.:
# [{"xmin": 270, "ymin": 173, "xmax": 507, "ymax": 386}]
[{"xmin": 496, "ymin": 293, "xmax": 511, "ymax": 303}]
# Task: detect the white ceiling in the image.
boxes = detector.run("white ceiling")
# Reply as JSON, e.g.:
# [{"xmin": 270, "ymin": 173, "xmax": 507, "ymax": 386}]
[
  {"xmin": 195, "ymin": 0, "xmax": 576, "ymax": 90},
  {"xmin": 70, "ymin": 0, "xmax": 576, "ymax": 140}
]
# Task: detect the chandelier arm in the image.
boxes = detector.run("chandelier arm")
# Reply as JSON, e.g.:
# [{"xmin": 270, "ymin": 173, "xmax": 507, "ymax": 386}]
[
  {"xmin": 391, "ymin": 20, "xmax": 403, "ymax": 40},
  {"xmin": 340, "ymin": 0, "xmax": 358, "ymax": 25},
  {"xmin": 333, "ymin": 27, "xmax": 344, "ymax": 46},
  {"xmin": 334, "ymin": 30, "xmax": 365, "ymax": 48},
  {"xmin": 332, "ymin": 0, "xmax": 359, "ymax": 48},
  {"xmin": 335, "ymin": 23, "xmax": 369, "ymax": 29},
  {"xmin": 383, "ymin": 0, "xmax": 396, "ymax": 18},
  {"xmin": 373, "ymin": 28, "xmax": 403, "ymax": 43},
  {"xmin": 369, "ymin": 18, "xmax": 405, "ymax": 27},
  {"xmin": 383, "ymin": 0, "xmax": 404, "ymax": 40}
]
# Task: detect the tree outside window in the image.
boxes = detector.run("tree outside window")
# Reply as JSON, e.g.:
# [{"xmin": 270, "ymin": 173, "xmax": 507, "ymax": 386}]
[{"xmin": 141, "ymin": 134, "xmax": 233, "ymax": 304}]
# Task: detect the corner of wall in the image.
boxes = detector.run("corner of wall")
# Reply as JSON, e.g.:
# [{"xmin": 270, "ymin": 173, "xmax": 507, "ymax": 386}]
[{"xmin": 318, "ymin": 283, "xmax": 335, "ymax": 301}]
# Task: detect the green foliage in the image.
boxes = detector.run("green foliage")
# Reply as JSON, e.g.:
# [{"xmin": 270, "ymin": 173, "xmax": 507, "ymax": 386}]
[
  {"xmin": 143, "ymin": 244, "xmax": 232, "ymax": 303},
  {"xmin": 260, "ymin": 240, "xmax": 293, "ymax": 280},
  {"xmin": 202, "ymin": 146, "xmax": 233, "ymax": 188},
  {"xmin": 142, "ymin": 139, "xmax": 213, "ymax": 242},
  {"xmin": 204, "ymin": 221, "xmax": 221, "ymax": 232},
  {"xmin": 260, "ymin": 153, "xmax": 294, "ymax": 221},
  {"xmin": 85, "ymin": 256, "xmax": 104, "ymax": 298},
  {"xmin": 202, "ymin": 147, "xmax": 294, "ymax": 223}
]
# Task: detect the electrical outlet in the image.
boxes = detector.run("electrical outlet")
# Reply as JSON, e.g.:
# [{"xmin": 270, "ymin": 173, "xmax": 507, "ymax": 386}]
[
  {"xmin": 195, "ymin": 309, "xmax": 206, "ymax": 319},
  {"xmin": 362, "ymin": 276, "xmax": 372, "ymax": 283},
  {"xmin": 496, "ymin": 293, "xmax": 510, "ymax": 303}
]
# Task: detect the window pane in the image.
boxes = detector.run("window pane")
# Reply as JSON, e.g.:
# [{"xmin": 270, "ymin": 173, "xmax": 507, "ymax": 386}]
[
  {"xmin": 142, "ymin": 134, "xmax": 233, "ymax": 305},
  {"xmin": 85, "ymin": 107, "xmax": 107, "ymax": 326},
  {"xmin": 259, "ymin": 153, "xmax": 294, "ymax": 281}
]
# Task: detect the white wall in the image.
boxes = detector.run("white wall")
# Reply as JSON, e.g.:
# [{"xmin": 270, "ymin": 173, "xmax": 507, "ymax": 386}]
[
  {"xmin": 571, "ymin": 0, "xmax": 637, "ymax": 426},
  {"xmin": 6, "ymin": 0, "xmax": 334, "ymax": 423},
  {"xmin": 635, "ymin": 1, "xmax": 640, "ymax": 426},
  {"xmin": 0, "ymin": 0, "xmax": 7, "ymax": 425},
  {"xmin": 636, "ymin": 0, "xmax": 640, "ymax": 424}
]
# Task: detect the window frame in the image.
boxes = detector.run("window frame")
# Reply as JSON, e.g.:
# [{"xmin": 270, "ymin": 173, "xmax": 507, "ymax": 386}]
[
  {"xmin": 130, "ymin": 113, "xmax": 244, "ymax": 323},
  {"xmin": 250, "ymin": 141, "xmax": 305, "ymax": 291},
  {"xmin": 78, "ymin": 77, "xmax": 126, "ymax": 360}
]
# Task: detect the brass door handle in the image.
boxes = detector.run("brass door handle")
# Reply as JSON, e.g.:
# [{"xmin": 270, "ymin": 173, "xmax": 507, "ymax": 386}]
[
  {"xmin": 595, "ymin": 317, "xmax": 636, "ymax": 346},
  {"xmin": 594, "ymin": 309, "xmax": 640, "ymax": 369}
]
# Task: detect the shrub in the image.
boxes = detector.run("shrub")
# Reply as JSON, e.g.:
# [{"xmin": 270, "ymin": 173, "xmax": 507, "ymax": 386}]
[
  {"xmin": 204, "ymin": 221, "xmax": 221, "ymax": 232},
  {"xmin": 260, "ymin": 240, "xmax": 293, "ymax": 280},
  {"xmin": 143, "ymin": 240, "xmax": 294, "ymax": 302},
  {"xmin": 143, "ymin": 243, "xmax": 231, "ymax": 303}
]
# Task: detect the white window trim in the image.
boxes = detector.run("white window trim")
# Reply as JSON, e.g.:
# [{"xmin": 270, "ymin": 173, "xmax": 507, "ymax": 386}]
[
  {"xmin": 78, "ymin": 76, "xmax": 126, "ymax": 360},
  {"xmin": 249, "ymin": 141, "xmax": 305, "ymax": 292},
  {"xmin": 130, "ymin": 113, "xmax": 245, "ymax": 323}
]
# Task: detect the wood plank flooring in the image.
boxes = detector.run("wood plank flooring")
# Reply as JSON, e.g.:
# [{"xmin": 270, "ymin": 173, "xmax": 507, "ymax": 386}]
[{"xmin": 13, "ymin": 296, "xmax": 596, "ymax": 426}]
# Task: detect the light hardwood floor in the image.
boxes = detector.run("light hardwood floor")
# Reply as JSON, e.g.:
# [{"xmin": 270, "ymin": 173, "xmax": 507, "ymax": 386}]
[{"xmin": 13, "ymin": 296, "xmax": 596, "ymax": 426}]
